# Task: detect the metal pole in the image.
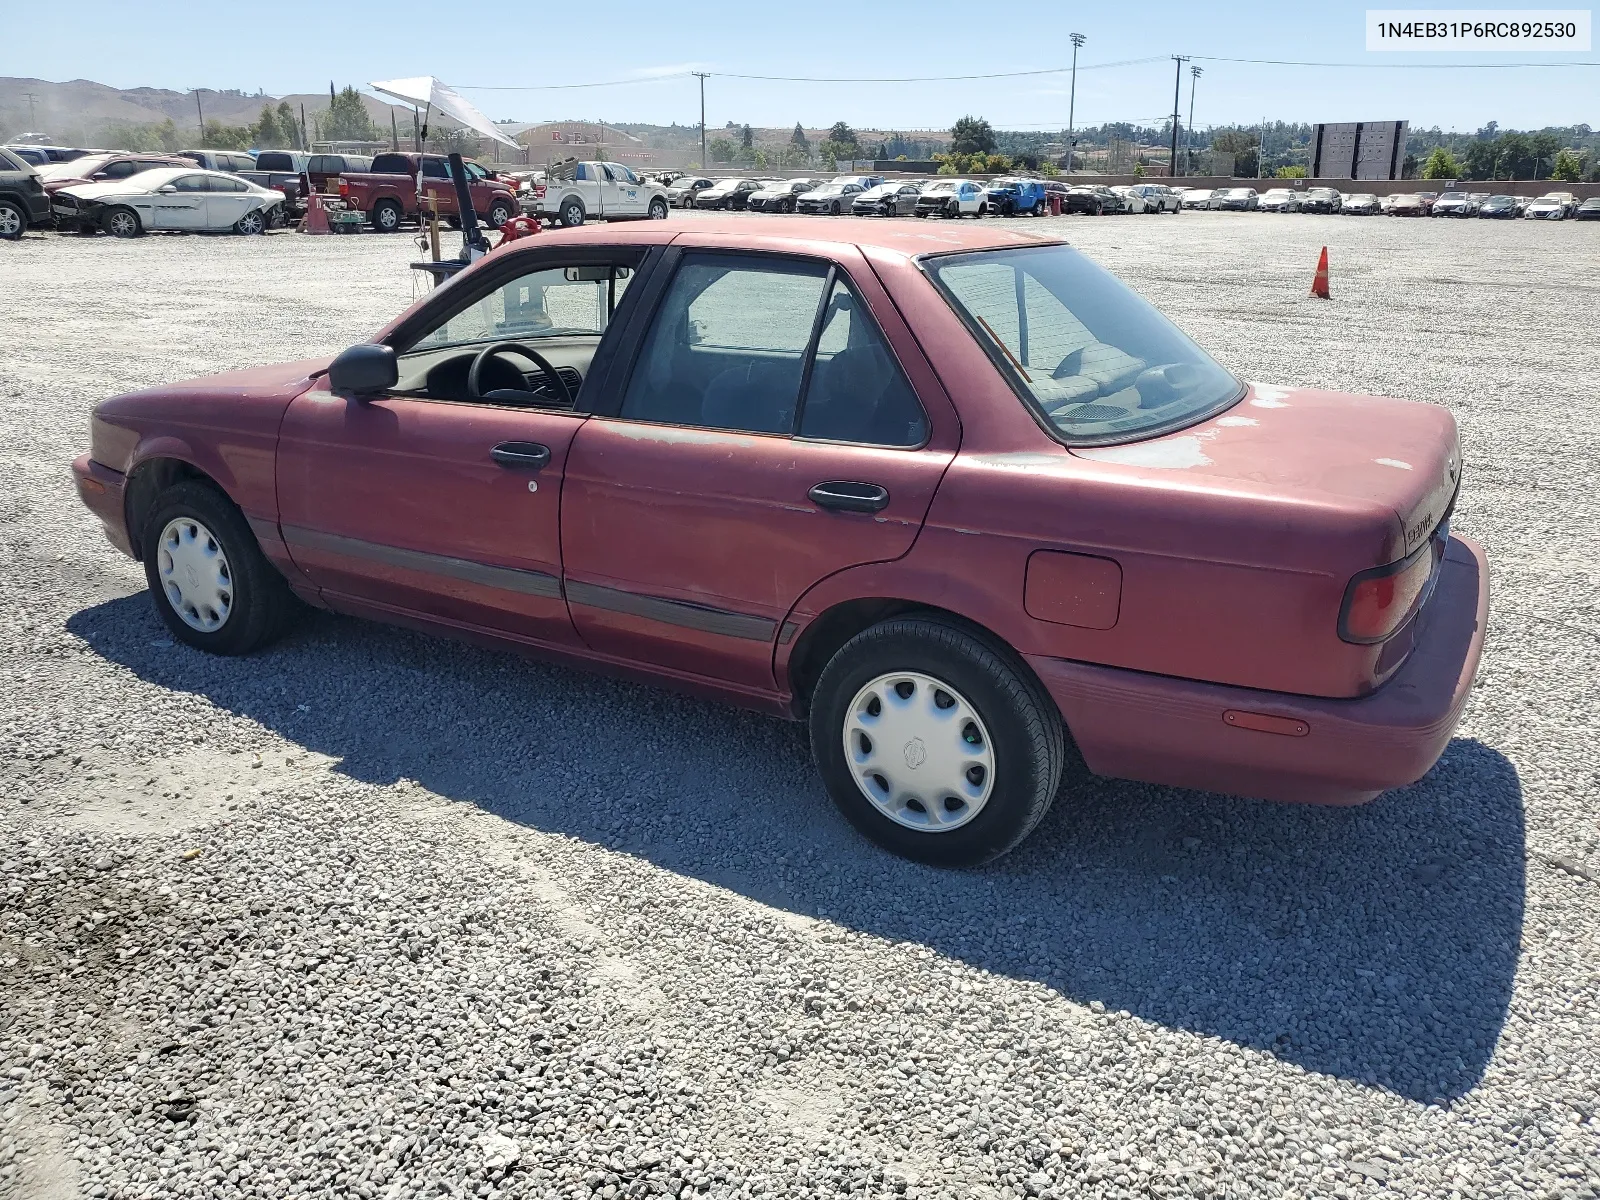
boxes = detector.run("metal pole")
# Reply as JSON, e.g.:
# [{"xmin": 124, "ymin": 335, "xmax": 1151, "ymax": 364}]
[
  {"xmin": 1187, "ymin": 66, "xmax": 1201, "ymax": 177},
  {"xmin": 196, "ymin": 91, "xmax": 205, "ymax": 144},
  {"xmin": 694, "ymin": 72, "xmax": 708, "ymax": 169},
  {"xmin": 1066, "ymin": 33, "xmax": 1085, "ymax": 176},
  {"xmin": 1169, "ymin": 57, "xmax": 1187, "ymax": 180}
]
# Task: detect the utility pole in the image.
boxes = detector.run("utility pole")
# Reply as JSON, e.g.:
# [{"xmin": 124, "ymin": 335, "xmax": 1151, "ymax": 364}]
[
  {"xmin": 693, "ymin": 72, "xmax": 709, "ymax": 170},
  {"xmin": 1187, "ymin": 66, "xmax": 1202, "ymax": 176},
  {"xmin": 24, "ymin": 92, "xmax": 39, "ymax": 132},
  {"xmin": 1169, "ymin": 57, "xmax": 1187, "ymax": 180},
  {"xmin": 196, "ymin": 91, "xmax": 205, "ymax": 145},
  {"xmin": 1066, "ymin": 33, "xmax": 1085, "ymax": 176}
]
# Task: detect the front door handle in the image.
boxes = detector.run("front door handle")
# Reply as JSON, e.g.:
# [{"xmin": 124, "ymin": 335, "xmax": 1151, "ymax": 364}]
[
  {"xmin": 491, "ymin": 441, "xmax": 551, "ymax": 470},
  {"xmin": 808, "ymin": 481, "xmax": 889, "ymax": 513}
]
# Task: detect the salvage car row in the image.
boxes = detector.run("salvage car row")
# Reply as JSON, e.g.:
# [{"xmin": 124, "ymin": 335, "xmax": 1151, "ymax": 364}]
[
  {"xmin": 657, "ymin": 174, "xmax": 1191, "ymax": 218},
  {"xmin": 1179, "ymin": 184, "xmax": 1598, "ymax": 220}
]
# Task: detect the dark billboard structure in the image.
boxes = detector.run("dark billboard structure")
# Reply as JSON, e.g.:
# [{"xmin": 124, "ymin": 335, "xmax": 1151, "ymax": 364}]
[{"xmin": 1310, "ymin": 121, "xmax": 1410, "ymax": 180}]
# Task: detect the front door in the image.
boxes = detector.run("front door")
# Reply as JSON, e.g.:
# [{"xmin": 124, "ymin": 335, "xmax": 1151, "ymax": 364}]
[
  {"xmin": 603, "ymin": 164, "xmax": 646, "ymax": 216},
  {"xmin": 152, "ymin": 173, "xmax": 210, "ymax": 229},
  {"xmin": 275, "ymin": 250, "xmax": 645, "ymax": 646},
  {"xmin": 561, "ymin": 245, "xmax": 959, "ymax": 694}
]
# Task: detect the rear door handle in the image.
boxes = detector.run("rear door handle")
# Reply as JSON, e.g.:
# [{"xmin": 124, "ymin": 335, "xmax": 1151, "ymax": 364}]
[
  {"xmin": 491, "ymin": 441, "xmax": 551, "ymax": 470},
  {"xmin": 808, "ymin": 481, "xmax": 889, "ymax": 513}
]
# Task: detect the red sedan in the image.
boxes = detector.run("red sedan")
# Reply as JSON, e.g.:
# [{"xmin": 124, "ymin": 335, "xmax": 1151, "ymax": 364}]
[{"xmin": 71, "ymin": 218, "xmax": 1487, "ymax": 866}]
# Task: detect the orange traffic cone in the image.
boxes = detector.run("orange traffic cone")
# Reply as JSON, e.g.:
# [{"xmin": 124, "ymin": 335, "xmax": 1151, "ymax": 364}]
[
  {"xmin": 302, "ymin": 191, "xmax": 331, "ymax": 235},
  {"xmin": 1310, "ymin": 246, "xmax": 1330, "ymax": 298}
]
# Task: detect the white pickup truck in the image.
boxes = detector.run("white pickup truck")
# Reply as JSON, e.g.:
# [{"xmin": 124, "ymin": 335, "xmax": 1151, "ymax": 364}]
[{"xmin": 530, "ymin": 160, "xmax": 671, "ymax": 226}]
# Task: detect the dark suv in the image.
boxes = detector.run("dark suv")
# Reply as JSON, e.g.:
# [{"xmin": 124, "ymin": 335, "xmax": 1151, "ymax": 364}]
[{"xmin": 0, "ymin": 147, "xmax": 51, "ymax": 239}]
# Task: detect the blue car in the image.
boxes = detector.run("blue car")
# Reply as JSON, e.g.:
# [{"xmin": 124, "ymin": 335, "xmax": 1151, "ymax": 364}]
[{"xmin": 982, "ymin": 177, "xmax": 1048, "ymax": 217}]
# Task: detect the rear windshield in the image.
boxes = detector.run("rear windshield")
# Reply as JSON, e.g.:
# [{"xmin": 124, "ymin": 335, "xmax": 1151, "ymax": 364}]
[{"xmin": 922, "ymin": 245, "xmax": 1242, "ymax": 445}]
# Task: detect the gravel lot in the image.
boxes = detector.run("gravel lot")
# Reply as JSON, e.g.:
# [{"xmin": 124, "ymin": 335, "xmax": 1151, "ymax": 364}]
[{"xmin": 2, "ymin": 211, "xmax": 1598, "ymax": 1200}]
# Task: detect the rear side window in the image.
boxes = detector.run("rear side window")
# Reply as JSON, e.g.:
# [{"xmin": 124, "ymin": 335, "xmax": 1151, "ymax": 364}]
[
  {"xmin": 421, "ymin": 158, "xmax": 449, "ymax": 179},
  {"xmin": 924, "ymin": 245, "xmax": 1241, "ymax": 445},
  {"xmin": 371, "ymin": 154, "xmax": 413, "ymax": 174},
  {"xmin": 621, "ymin": 254, "xmax": 925, "ymax": 446},
  {"xmin": 255, "ymin": 152, "xmax": 292, "ymax": 171},
  {"xmin": 101, "ymin": 161, "xmax": 139, "ymax": 179}
]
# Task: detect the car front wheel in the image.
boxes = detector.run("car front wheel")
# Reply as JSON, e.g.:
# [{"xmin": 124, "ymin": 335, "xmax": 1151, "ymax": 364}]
[
  {"xmin": 486, "ymin": 200, "xmax": 515, "ymax": 228},
  {"xmin": 103, "ymin": 206, "xmax": 142, "ymax": 238},
  {"xmin": 141, "ymin": 481, "xmax": 300, "ymax": 655},
  {"xmin": 809, "ymin": 615, "xmax": 1065, "ymax": 867}
]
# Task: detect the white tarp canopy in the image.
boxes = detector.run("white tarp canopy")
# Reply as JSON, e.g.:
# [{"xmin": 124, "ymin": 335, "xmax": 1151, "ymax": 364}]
[{"xmin": 369, "ymin": 76, "xmax": 519, "ymax": 149}]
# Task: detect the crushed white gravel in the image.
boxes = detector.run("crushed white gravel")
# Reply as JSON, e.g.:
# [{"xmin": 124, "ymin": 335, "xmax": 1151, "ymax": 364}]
[{"xmin": 2, "ymin": 212, "xmax": 1599, "ymax": 1200}]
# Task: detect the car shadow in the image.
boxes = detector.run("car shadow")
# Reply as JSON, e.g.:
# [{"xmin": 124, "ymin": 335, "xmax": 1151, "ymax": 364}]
[{"xmin": 68, "ymin": 594, "xmax": 1524, "ymax": 1104}]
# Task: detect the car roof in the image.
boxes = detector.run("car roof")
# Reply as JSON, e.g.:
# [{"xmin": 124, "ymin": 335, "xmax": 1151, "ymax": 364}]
[{"xmin": 517, "ymin": 214, "xmax": 1060, "ymax": 260}]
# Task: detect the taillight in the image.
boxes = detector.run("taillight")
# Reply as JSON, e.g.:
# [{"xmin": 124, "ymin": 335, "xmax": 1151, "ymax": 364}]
[
  {"xmin": 1338, "ymin": 530, "xmax": 1446, "ymax": 644},
  {"xmin": 337, "ymin": 177, "xmax": 349, "ymax": 196},
  {"xmin": 533, "ymin": 183, "xmax": 546, "ymax": 199}
]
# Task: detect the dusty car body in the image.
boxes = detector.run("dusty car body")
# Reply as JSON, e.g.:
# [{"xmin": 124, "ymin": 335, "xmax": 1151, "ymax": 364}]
[
  {"xmin": 54, "ymin": 168, "xmax": 285, "ymax": 237},
  {"xmin": 72, "ymin": 218, "xmax": 1487, "ymax": 867}
]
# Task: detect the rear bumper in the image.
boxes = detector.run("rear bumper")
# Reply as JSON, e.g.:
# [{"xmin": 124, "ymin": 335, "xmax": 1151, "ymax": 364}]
[
  {"xmin": 71, "ymin": 453, "xmax": 135, "ymax": 558},
  {"xmin": 1028, "ymin": 535, "xmax": 1489, "ymax": 806}
]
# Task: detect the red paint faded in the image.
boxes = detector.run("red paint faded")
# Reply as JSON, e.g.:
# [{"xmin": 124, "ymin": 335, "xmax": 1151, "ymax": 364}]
[{"xmin": 71, "ymin": 217, "xmax": 1488, "ymax": 809}]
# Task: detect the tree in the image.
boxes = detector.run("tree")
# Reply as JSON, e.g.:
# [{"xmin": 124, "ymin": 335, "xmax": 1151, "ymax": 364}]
[
  {"xmin": 277, "ymin": 101, "xmax": 301, "ymax": 150},
  {"xmin": 1494, "ymin": 132, "xmax": 1534, "ymax": 180},
  {"xmin": 708, "ymin": 137, "xmax": 736, "ymax": 164},
  {"xmin": 1421, "ymin": 147, "xmax": 1460, "ymax": 179},
  {"xmin": 1527, "ymin": 132, "xmax": 1560, "ymax": 178},
  {"xmin": 315, "ymin": 86, "xmax": 379, "ymax": 144},
  {"xmin": 790, "ymin": 123, "xmax": 809, "ymax": 153},
  {"xmin": 252, "ymin": 104, "xmax": 288, "ymax": 149},
  {"xmin": 1211, "ymin": 130, "xmax": 1259, "ymax": 178},
  {"xmin": 740, "ymin": 124, "xmax": 753, "ymax": 151},
  {"xmin": 202, "ymin": 120, "xmax": 253, "ymax": 150},
  {"xmin": 1551, "ymin": 147, "xmax": 1583, "ymax": 181},
  {"xmin": 949, "ymin": 115, "xmax": 996, "ymax": 156},
  {"xmin": 1276, "ymin": 164, "xmax": 1308, "ymax": 178},
  {"xmin": 828, "ymin": 121, "xmax": 858, "ymax": 150}
]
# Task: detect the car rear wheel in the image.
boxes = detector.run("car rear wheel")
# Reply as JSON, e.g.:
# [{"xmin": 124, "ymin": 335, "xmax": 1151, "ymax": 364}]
[
  {"xmin": 141, "ymin": 481, "xmax": 300, "ymax": 656},
  {"xmin": 371, "ymin": 199, "xmax": 402, "ymax": 233},
  {"xmin": 102, "ymin": 206, "xmax": 141, "ymax": 238},
  {"xmin": 647, "ymin": 197, "xmax": 669, "ymax": 220},
  {"xmin": 809, "ymin": 615, "xmax": 1066, "ymax": 867},
  {"xmin": 234, "ymin": 208, "xmax": 266, "ymax": 235},
  {"xmin": 0, "ymin": 200, "xmax": 24, "ymax": 240},
  {"xmin": 560, "ymin": 199, "xmax": 585, "ymax": 227}
]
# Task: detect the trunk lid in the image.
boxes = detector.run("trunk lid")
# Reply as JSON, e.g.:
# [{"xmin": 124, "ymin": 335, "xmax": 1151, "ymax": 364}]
[{"xmin": 1074, "ymin": 382, "xmax": 1460, "ymax": 565}]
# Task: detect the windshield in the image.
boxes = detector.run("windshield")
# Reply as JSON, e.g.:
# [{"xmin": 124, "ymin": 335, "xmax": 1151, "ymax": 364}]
[
  {"xmin": 926, "ymin": 181, "xmax": 957, "ymax": 193},
  {"xmin": 923, "ymin": 245, "xmax": 1241, "ymax": 445}
]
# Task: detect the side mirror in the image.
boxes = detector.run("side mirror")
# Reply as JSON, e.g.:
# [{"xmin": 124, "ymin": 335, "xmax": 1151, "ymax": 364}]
[
  {"xmin": 328, "ymin": 344, "xmax": 398, "ymax": 395},
  {"xmin": 157, "ymin": 184, "xmax": 177, "ymax": 194}
]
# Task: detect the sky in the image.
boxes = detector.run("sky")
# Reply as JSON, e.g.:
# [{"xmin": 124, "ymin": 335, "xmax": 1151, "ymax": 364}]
[{"xmin": 9, "ymin": 0, "xmax": 1598, "ymax": 133}]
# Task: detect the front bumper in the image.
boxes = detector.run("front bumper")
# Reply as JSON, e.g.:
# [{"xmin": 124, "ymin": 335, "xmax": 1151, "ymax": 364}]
[
  {"xmin": 1029, "ymin": 535, "xmax": 1489, "ymax": 806},
  {"xmin": 71, "ymin": 454, "xmax": 134, "ymax": 558}
]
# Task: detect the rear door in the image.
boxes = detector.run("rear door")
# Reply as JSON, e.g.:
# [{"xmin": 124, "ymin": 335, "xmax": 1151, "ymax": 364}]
[
  {"xmin": 560, "ymin": 243, "xmax": 960, "ymax": 693},
  {"xmin": 203, "ymin": 174, "xmax": 255, "ymax": 227},
  {"xmin": 419, "ymin": 156, "xmax": 453, "ymax": 215}
]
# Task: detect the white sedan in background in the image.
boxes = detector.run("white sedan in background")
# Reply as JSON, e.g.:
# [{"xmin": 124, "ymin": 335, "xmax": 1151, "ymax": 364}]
[
  {"xmin": 1179, "ymin": 188, "xmax": 1218, "ymax": 210},
  {"xmin": 53, "ymin": 167, "xmax": 286, "ymax": 237}
]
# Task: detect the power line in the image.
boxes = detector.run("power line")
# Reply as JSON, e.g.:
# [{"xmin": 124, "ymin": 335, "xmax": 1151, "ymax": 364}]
[
  {"xmin": 1191, "ymin": 54, "xmax": 1599, "ymax": 68},
  {"xmin": 452, "ymin": 57, "xmax": 1167, "ymax": 91}
]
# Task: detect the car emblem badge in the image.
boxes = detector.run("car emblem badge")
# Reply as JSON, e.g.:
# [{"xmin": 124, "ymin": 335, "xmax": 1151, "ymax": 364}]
[{"xmin": 903, "ymin": 739, "xmax": 927, "ymax": 770}]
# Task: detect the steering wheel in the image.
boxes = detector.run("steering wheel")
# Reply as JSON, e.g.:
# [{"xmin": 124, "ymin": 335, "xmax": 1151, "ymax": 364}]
[{"xmin": 466, "ymin": 341, "xmax": 574, "ymax": 408}]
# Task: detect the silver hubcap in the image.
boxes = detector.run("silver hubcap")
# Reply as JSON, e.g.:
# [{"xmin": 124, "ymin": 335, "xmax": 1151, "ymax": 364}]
[
  {"xmin": 843, "ymin": 671, "xmax": 995, "ymax": 833},
  {"xmin": 110, "ymin": 212, "xmax": 136, "ymax": 236},
  {"xmin": 157, "ymin": 518, "xmax": 233, "ymax": 632},
  {"xmin": 240, "ymin": 213, "xmax": 261, "ymax": 233},
  {"xmin": 0, "ymin": 207, "xmax": 20, "ymax": 235}
]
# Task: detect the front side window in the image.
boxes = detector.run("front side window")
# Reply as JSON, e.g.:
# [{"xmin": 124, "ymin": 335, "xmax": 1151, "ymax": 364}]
[
  {"xmin": 414, "ymin": 263, "xmax": 633, "ymax": 352},
  {"xmin": 924, "ymin": 245, "xmax": 1241, "ymax": 445}
]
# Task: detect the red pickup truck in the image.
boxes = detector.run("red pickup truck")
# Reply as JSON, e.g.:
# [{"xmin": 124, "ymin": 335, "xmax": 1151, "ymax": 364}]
[{"xmin": 336, "ymin": 152, "xmax": 519, "ymax": 233}]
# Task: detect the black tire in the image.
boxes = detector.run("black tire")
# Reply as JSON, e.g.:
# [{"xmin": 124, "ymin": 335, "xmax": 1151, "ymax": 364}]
[
  {"xmin": 829, "ymin": 201, "xmax": 841, "ymax": 215},
  {"xmin": 234, "ymin": 208, "xmax": 266, "ymax": 236},
  {"xmin": 486, "ymin": 200, "xmax": 514, "ymax": 229},
  {"xmin": 560, "ymin": 198, "xmax": 585, "ymax": 227},
  {"xmin": 809, "ymin": 615, "xmax": 1066, "ymax": 867},
  {"xmin": 946, "ymin": 200, "xmax": 959, "ymax": 219},
  {"xmin": 102, "ymin": 206, "xmax": 141, "ymax": 238},
  {"xmin": 141, "ymin": 480, "xmax": 299, "ymax": 656},
  {"xmin": 647, "ymin": 197, "xmax": 669, "ymax": 220},
  {"xmin": 0, "ymin": 199, "xmax": 24, "ymax": 240},
  {"xmin": 371, "ymin": 199, "xmax": 403, "ymax": 233}
]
